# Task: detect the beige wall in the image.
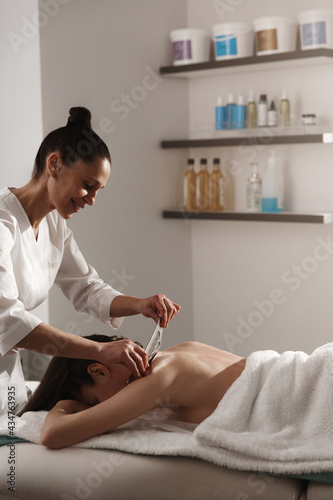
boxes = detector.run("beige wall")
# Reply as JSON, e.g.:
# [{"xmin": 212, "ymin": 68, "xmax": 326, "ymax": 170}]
[
  {"xmin": 39, "ymin": 0, "xmax": 193, "ymax": 348},
  {"xmin": 187, "ymin": 0, "xmax": 333, "ymax": 355}
]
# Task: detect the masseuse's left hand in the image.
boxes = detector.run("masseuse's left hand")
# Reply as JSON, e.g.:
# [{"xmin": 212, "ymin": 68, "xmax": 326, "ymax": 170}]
[{"xmin": 137, "ymin": 294, "xmax": 181, "ymax": 328}]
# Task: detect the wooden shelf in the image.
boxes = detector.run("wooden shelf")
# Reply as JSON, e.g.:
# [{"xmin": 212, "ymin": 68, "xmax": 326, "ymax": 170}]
[
  {"xmin": 163, "ymin": 210, "xmax": 333, "ymax": 224},
  {"xmin": 161, "ymin": 133, "xmax": 333, "ymax": 149},
  {"xmin": 160, "ymin": 48, "xmax": 333, "ymax": 78}
]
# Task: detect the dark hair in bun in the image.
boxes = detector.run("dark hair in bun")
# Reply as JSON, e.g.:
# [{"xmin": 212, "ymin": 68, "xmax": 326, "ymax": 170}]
[
  {"xmin": 67, "ymin": 107, "xmax": 92, "ymax": 128},
  {"xmin": 32, "ymin": 106, "xmax": 111, "ymax": 179}
]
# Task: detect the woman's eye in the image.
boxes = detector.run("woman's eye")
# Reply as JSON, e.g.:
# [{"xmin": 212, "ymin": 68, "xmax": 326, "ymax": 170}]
[{"xmin": 85, "ymin": 184, "xmax": 94, "ymax": 190}]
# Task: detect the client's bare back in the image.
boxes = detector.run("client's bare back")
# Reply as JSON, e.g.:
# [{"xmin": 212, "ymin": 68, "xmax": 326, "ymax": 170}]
[{"xmin": 148, "ymin": 342, "xmax": 246, "ymax": 424}]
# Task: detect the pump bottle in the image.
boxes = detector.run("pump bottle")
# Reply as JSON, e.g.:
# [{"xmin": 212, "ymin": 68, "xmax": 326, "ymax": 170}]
[
  {"xmin": 261, "ymin": 151, "xmax": 284, "ymax": 213},
  {"xmin": 210, "ymin": 158, "xmax": 224, "ymax": 211},
  {"xmin": 183, "ymin": 158, "xmax": 196, "ymax": 211}
]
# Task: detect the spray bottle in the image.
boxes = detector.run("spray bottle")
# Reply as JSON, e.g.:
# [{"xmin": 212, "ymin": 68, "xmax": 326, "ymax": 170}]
[{"xmin": 247, "ymin": 162, "xmax": 262, "ymax": 212}]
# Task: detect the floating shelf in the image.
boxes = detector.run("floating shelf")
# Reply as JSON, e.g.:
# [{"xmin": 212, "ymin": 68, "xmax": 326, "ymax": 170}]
[
  {"xmin": 160, "ymin": 48, "xmax": 333, "ymax": 78},
  {"xmin": 161, "ymin": 133, "xmax": 333, "ymax": 149},
  {"xmin": 163, "ymin": 210, "xmax": 333, "ymax": 224}
]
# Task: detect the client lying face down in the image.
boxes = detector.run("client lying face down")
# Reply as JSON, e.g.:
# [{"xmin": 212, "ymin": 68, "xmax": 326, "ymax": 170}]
[{"xmin": 20, "ymin": 334, "xmax": 246, "ymax": 449}]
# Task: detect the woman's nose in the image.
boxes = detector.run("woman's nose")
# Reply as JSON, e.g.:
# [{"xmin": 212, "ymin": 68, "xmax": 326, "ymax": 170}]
[{"xmin": 85, "ymin": 192, "xmax": 96, "ymax": 206}]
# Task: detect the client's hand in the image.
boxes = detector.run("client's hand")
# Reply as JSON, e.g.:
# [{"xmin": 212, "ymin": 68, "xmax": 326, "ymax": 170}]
[
  {"xmin": 97, "ymin": 338, "xmax": 149, "ymax": 378},
  {"xmin": 137, "ymin": 294, "xmax": 181, "ymax": 328}
]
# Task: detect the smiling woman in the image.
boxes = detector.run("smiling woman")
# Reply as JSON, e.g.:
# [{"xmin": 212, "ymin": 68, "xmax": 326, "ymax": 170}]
[{"xmin": 0, "ymin": 106, "xmax": 180, "ymax": 417}]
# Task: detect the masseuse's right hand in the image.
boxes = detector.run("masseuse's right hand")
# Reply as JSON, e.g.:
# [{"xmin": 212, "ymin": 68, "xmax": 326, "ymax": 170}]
[{"xmin": 97, "ymin": 339, "xmax": 149, "ymax": 378}]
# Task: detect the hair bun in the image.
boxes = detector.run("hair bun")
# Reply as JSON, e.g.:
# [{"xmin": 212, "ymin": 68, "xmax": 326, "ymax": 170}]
[{"xmin": 67, "ymin": 107, "xmax": 91, "ymax": 129}]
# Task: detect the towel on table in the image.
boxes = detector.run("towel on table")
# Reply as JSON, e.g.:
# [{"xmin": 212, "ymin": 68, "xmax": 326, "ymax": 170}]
[{"xmin": 1, "ymin": 342, "xmax": 333, "ymax": 475}]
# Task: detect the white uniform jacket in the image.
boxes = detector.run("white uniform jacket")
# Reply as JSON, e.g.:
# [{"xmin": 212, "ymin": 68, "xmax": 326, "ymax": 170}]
[{"xmin": 0, "ymin": 187, "xmax": 123, "ymax": 415}]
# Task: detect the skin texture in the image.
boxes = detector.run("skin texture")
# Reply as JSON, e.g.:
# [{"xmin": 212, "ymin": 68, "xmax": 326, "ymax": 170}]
[
  {"xmin": 12, "ymin": 153, "xmax": 180, "ymax": 377},
  {"xmin": 41, "ymin": 341, "xmax": 246, "ymax": 449}
]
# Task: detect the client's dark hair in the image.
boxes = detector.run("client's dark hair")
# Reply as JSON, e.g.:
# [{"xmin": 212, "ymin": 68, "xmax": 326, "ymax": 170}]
[
  {"xmin": 18, "ymin": 334, "xmax": 141, "ymax": 416},
  {"xmin": 32, "ymin": 106, "xmax": 111, "ymax": 179}
]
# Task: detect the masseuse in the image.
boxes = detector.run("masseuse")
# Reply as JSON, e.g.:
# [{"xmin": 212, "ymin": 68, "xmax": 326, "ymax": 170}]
[{"xmin": 0, "ymin": 106, "xmax": 180, "ymax": 416}]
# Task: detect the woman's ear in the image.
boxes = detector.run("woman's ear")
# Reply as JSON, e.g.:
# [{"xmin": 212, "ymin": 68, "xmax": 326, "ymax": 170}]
[
  {"xmin": 87, "ymin": 363, "xmax": 109, "ymax": 379},
  {"xmin": 46, "ymin": 152, "xmax": 62, "ymax": 177}
]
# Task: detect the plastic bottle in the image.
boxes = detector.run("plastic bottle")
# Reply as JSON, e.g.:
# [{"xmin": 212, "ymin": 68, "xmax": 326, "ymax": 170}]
[
  {"xmin": 210, "ymin": 158, "xmax": 224, "ymax": 211},
  {"xmin": 196, "ymin": 158, "xmax": 210, "ymax": 211},
  {"xmin": 246, "ymin": 90, "xmax": 257, "ymax": 128},
  {"xmin": 233, "ymin": 95, "xmax": 246, "ymax": 129},
  {"xmin": 257, "ymin": 94, "xmax": 268, "ymax": 127},
  {"xmin": 215, "ymin": 96, "xmax": 225, "ymax": 130},
  {"xmin": 261, "ymin": 151, "xmax": 283, "ymax": 213},
  {"xmin": 183, "ymin": 158, "xmax": 196, "ymax": 211},
  {"xmin": 268, "ymin": 100, "xmax": 277, "ymax": 127},
  {"xmin": 225, "ymin": 94, "xmax": 236, "ymax": 129},
  {"xmin": 280, "ymin": 88, "xmax": 290, "ymax": 127},
  {"xmin": 247, "ymin": 162, "xmax": 262, "ymax": 212}
]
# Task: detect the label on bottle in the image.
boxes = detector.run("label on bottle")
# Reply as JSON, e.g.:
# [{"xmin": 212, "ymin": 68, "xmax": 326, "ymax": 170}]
[
  {"xmin": 173, "ymin": 40, "xmax": 192, "ymax": 61},
  {"xmin": 215, "ymin": 34, "xmax": 238, "ymax": 57},
  {"xmin": 256, "ymin": 29, "xmax": 278, "ymax": 52},
  {"xmin": 262, "ymin": 197, "xmax": 282, "ymax": 213},
  {"xmin": 257, "ymin": 102, "xmax": 268, "ymax": 127},
  {"xmin": 219, "ymin": 177, "xmax": 224, "ymax": 208},
  {"xmin": 301, "ymin": 21, "xmax": 327, "ymax": 46}
]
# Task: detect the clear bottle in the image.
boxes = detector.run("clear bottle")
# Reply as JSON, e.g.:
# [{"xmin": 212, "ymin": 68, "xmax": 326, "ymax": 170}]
[
  {"xmin": 196, "ymin": 158, "xmax": 210, "ymax": 211},
  {"xmin": 268, "ymin": 100, "xmax": 277, "ymax": 127},
  {"xmin": 257, "ymin": 94, "xmax": 268, "ymax": 127},
  {"xmin": 262, "ymin": 150, "xmax": 284, "ymax": 213},
  {"xmin": 246, "ymin": 90, "xmax": 257, "ymax": 128},
  {"xmin": 247, "ymin": 162, "xmax": 262, "ymax": 212},
  {"xmin": 183, "ymin": 158, "xmax": 196, "ymax": 211},
  {"xmin": 280, "ymin": 88, "xmax": 290, "ymax": 127},
  {"xmin": 210, "ymin": 158, "xmax": 224, "ymax": 211}
]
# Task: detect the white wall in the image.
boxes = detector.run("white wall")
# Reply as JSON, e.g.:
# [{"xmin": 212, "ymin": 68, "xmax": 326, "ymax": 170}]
[
  {"xmin": 1, "ymin": 0, "xmax": 48, "ymax": 378},
  {"xmin": 187, "ymin": 0, "xmax": 333, "ymax": 355},
  {"xmin": 39, "ymin": 0, "xmax": 193, "ymax": 348}
]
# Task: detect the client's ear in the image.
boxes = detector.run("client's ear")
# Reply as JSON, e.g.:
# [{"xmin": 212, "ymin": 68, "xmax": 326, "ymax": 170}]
[{"xmin": 87, "ymin": 363, "xmax": 109, "ymax": 379}]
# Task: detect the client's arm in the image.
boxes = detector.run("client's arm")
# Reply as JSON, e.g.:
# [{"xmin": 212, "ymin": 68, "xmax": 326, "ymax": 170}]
[{"xmin": 41, "ymin": 364, "xmax": 177, "ymax": 449}]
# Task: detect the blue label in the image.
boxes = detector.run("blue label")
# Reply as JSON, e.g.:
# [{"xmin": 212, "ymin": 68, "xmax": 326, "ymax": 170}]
[
  {"xmin": 215, "ymin": 35, "xmax": 237, "ymax": 56},
  {"xmin": 173, "ymin": 40, "xmax": 192, "ymax": 61},
  {"xmin": 215, "ymin": 106, "xmax": 225, "ymax": 130},
  {"xmin": 233, "ymin": 105, "xmax": 246, "ymax": 129},
  {"xmin": 262, "ymin": 198, "xmax": 282, "ymax": 213},
  {"xmin": 302, "ymin": 21, "xmax": 327, "ymax": 46}
]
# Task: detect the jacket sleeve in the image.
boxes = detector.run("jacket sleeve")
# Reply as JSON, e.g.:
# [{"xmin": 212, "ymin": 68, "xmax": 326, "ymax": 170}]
[
  {"xmin": 55, "ymin": 223, "xmax": 124, "ymax": 329},
  {"xmin": 0, "ymin": 219, "xmax": 42, "ymax": 357}
]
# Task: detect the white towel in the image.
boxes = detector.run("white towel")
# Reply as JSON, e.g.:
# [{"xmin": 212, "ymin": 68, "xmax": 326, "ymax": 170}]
[
  {"xmin": 195, "ymin": 341, "xmax": 333, "ymax": 474},
  {"xmin": 1, "ymin": 343, "xmax": 333, "ymax": 474}
]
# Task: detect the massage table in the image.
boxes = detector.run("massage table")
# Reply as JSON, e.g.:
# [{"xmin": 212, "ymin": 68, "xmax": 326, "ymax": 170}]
[
  {"xmin": 0, "ymin": 442, "xmax": 333, "ymax": 500},
  {"xmin": 2, "ymin": 351, "xmax": 333, "ymax": 500}
]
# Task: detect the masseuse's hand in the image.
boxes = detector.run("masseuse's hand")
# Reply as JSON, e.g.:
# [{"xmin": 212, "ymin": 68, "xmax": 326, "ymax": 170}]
[
  {"xmin": 137, "ymin": 294, "xmax": 181, "ymax": 328},
  {"xmin": 98, "ymin": 338, "xmax": 149, "ymax": 378}
]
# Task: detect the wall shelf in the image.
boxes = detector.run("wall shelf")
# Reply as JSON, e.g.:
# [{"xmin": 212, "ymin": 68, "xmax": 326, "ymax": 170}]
[
  {"xmin": 163, "ymin": 210, "xmax": 333, "ymax": 224},
  {"xmin": 161, "ymin": 133, "xmax": 333, "ymax": 149},
  {"xmin": 161, "ymin": 49, "xmax": 333, "ymax": 224},
  {"xmin": 160, "ymin": 48, "xmax": 333, "ymax": 78}
]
